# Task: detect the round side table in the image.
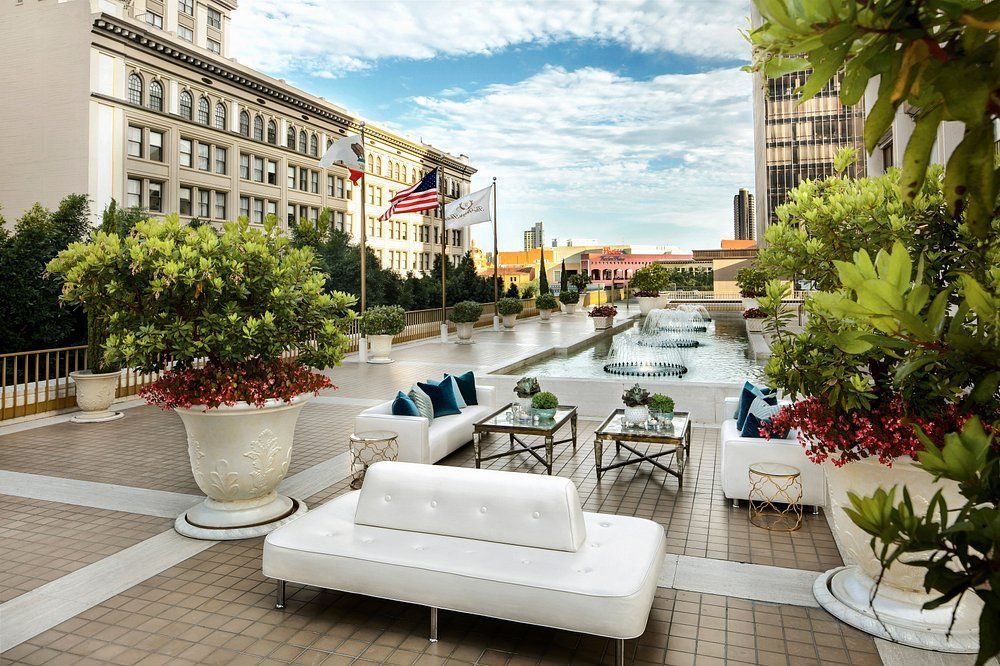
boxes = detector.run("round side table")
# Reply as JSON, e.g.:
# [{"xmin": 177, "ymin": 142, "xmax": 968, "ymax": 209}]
[
  {"xmin": 748, "ymin": 462, "xmax": 803, "ymax": 532},
  {"xmin": 349, "ymin": 430, "xmax": 399, "ymax": 489}
]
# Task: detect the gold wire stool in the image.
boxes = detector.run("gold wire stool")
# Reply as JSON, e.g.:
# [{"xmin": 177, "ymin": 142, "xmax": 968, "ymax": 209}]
[
  {"xmin": 748, "ymin": 462, "xmax": 803, "ymax": 531},
  {"xmin": 349, "ymin": 430, "xmax": 399, "ymax": 489}
]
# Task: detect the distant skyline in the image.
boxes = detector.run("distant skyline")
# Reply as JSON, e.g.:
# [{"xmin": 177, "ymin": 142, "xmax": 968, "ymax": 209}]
[{"xmin": 230, "ymin": 0, "xmax": 754, "ymax": 252}]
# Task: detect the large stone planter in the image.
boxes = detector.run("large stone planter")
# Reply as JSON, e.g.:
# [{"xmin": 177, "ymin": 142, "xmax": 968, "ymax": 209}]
[
  {"xmin": 741, "ymin": 297, "xmax": 759, "ymax": 309},
  {"xmin": 563, "ymin": 303, "xmax": 579, "ymax": 315},
  {"xmin": 539, "ymin": 309, "xmax": 552, "ymax": 321},
  {"xmin": 815, "ymin": 456, "xmax": 980, "ymax": 652},
  {"xmin": 70, "ymin": 370, "xmax": 124, "ymax": 423},
  {"xmin": 745, "ymin": 317, "xmax": 765, "ymax": 333},
  {"xmin": 174, "ymin": 396, "xmax": 310, "ymax": 540},
  {"xmin": 455, "ymin": 321, "xmax": 475, "ymax": 344},
  {"xmin": 501, "ymin": 314, "xmax": 518, "ymax": 330},
  {"xmin": 591, "ymin": 315, "xmax": 614, "ymax": 330},
  {"xmin": 637, "ymin": 296, "xmax": 662, "ymax": 316},
  {"xmin": 367, "ymin": 334, "xmax": 395, "ymax": 364}
]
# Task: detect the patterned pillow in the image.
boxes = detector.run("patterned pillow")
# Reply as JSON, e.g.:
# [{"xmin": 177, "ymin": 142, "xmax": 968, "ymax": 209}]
[
  {"xmin": 740, "ymin": 395, "xmax": 784, "ymax": 438},
  {"xmin": 735, "ymin": 381, "xmax": 776, "ymax": 431},
  {"xmin": 407, "ymin": 384, "xmax": 434, "ymax": 421}
]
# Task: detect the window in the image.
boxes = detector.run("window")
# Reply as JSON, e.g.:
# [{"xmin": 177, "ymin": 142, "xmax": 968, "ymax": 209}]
[
  {"xmin": 148, "ymin": 81, "xmax": 163, "ymax": 111},
  {"xmin": 214, "ymin": 192, "xmax": 226, "ymax": 219},
  {"xmin": 149, "ymin": 181, "xmax": 163, "ymax": 212},
  {"xmin": 197, "ymin": 143, "xmax": 209, "ymax": 170},
  {"xmin": 266, "ymin": 160, "xmax": 276, "ymax": 185},
  {"xmin": 179, "ymin": 91, "xmax": 192, "ymax": 119},
  {"xmin": 267, "ymin": 200, "xmax": 277, "ymax": 218},
  {"xmin": 298, "ymin": 168, "xmax": 308, "ymax": 191},
  {"xmin": 368, "ymin": 185, "xmax": 374, "ymax": 205},
  {"xmin": 376, "ymin": 156, "xmax": 382, "ymax": 175},
  {"xmin": 252, "ymin": 198, "xmax": 264, "ymax": 224},
  {"xmin": 127, "ymin": 73, "xmax": 143, "ymax": 105},
  {"xmin": 310, "ymin": 171, "xmax": 319, "ymax": 193},
  {"xmin": 286, "ymin": 126, "xmax": 295, "ymax": 148},
  {"xmin": 180, "ymin": 186, "xmax": 192, "ymax": 215},
  {"xmin": 149, "ymin": 130, "xmax": 163, "ymax": 162},
  {"xmin": 309, "ymin": 134, "xmax": 318, "ymax": 156},
  {"xmin": 394, "ymin": 163, "xmax": 400, "ymax": 180},
  {"xmin": 214, "ymin": 146, "xmax": 227, "ymax": 174},
  {"xmin": 239, "ymin": 110, "xmax": 249, "ymax": 136},
  {"xmin": 287, "ymin": 166, "xmax": 295, "ymax": 189},
  {"xmin": 178, "ymin": 25, "xmax": 193, "ymax": 41},
  {"xmin": 179, "ymin": 0, "xmax": 193, "ymax": 15},
  {"xmin": 214, "ymin": 102, "xmax": 226, "ymax": 129},
  {"xmin": 287, "ymin": 204, "xmax": 295, "ymax": 224},
  {"xmin": 253, "ymin": 115, "xmax": 263, "ymax": 141},
  {"xmin": 126, "ymin": 178, "xmax": 142, "ymax": 208},
  {"xmin": 127, "ymin": 126, "xmax": 143, "ymax": 157},
  {"xmin": 376, "ymin": 187, "xmax": 383, "ymax": 206},
  {"xmin": 180, "ymin": 138, "xmax": 192, "ymax": 167},
  {"xmin": 207, "ymin": 7, "xmax": 222, "ymax": 28},
  {"xmin": 327, "ymin": 175, "xmax": 334, "ymax": 196},
  {"xmin": 401, "ymin": 165, "xmax": 407, "ymax": 182},
  {"xmin": 239, "ymin": 153, "xmax": 250, "ymax": 179},
  {"xmin": 239, "ymin": 196, "xmax": 250, "ymax": 220},
  {"xmin": 197, "ymin": 97, "xmax": 209, "ymax": 124},
  {"xmin": 145, "ymin": 11, "xmax": 162, "ymax": 28},
  {"xmin": 253, "ymin": 156, "xmax": 264, "ymax": 182},
  {"xmin": 267, "ymin": 119, "xmax": 276, "ymax": 144},
  {"xmin": 298, "ymin": 130, "xmax": 307, "ymax": 153},
  {"xmin": 198, "ymin": 189, "xmax": 210, "ymax": 217}
]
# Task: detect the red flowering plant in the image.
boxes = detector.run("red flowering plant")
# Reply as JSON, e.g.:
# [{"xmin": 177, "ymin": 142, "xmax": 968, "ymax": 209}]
[
  {"xmin": 742, "ymin": 307, "xmax": 766, "ymax": 319},
  {"xmin": 589, "ymin": 305, "xmax": 618, "ymax": 318},
  {"xmin": 47, "ymin": 215, "xmax": 356, "ymax": 410}
]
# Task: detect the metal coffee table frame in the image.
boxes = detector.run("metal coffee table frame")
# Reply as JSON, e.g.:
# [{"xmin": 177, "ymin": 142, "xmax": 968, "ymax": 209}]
[
  {"xmin": 593, "ymin": 410, "xmax": 691, "ymax": 487},
  {"xmin": 473, "ymin": 403, "xmax": 578, "ymax": 475}
]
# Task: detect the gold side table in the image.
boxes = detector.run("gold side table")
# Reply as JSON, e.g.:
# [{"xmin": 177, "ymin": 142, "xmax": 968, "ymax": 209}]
[
  {"xmin": 349, "ymin": 430, "xmax": 399, "ymax": 489},
  {"xmin": 748, "ymin": 462, "xmax": 803, "ymax": 531}
]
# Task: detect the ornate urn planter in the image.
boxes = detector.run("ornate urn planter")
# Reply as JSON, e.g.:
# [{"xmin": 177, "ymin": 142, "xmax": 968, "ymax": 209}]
[
  {"xmin": 367, "ymin": 334, "xmax": 395, "ymax": 364},
  {"xmin": 70, "ymin": 370, "xmax": 124, "ymax": 423},
  {"xmin": 637, "ymin": 296, "xmax": 659, "ymax": 316},
  {"xmin": 539, "ymin": 309, "xmax": 552, "ymax": 321},
  {"xmin": 174, "ymin": 396, "xmax": 310, "ymax": 540},
  {"xmin": 563, "ymin": 303, "xmax": 579, "ymax": 315},
  {"xmin": 816, "ymin": 456, "xmax": 980, "ymax": 652},
  {"xmin": 455, "ymin": 322, "xmax": 475, "ymax": 344},
  {"xmin": 501, "ymin": 314, "xmax": 518, "ymax": 330}
]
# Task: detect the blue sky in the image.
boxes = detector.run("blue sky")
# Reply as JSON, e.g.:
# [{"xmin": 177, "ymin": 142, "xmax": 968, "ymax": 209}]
[{"xmin": 231, "ymin": 0, "xmax": 754, "ymax": 252}]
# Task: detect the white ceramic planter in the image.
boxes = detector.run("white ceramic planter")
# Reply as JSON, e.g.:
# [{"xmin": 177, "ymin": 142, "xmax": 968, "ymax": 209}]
[
  {"xmin": 623, "ymin": 405, "xmax": 649, "ymax": 426},
  {"xmin": 539, "ymin": 309, "xmax": 552, "ymax": 321},
  {"xmin": 70, "ymin": 370, "xmax": 124, "ymax": 423},
  {"xmin": 563, "ymin": 302, "xmax": 579, "ymax": 315},
  {"xmin": 501, "ymin": 314, "xmax": 518, "ymax": 329},
  {"xmin": 174, "ymin": 396, "xmax": 310, "ymax": 540},
  {"xmin": 815, "ymin": 456, "xmax": 980, "ymax": 652},
  {"xmin": 741, "ymin": 297, "xmax": 759, "ymax": 309},
  {"xmin": 455, "ymin": 321, "xmax": 475, "ymax": 344},
  {"xmin": 367, "ymin": 334, "xmax": 395, "ymax": 363},
  {"xmin": 591, "ymin": 315, "xmax": 614, "ymax": 330},
  {"xmin": 637, "ymin": 296, "xmax": 659, "ymax": 316}
]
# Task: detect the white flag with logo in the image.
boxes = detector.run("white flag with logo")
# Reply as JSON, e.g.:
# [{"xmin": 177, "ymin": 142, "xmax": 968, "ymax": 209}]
[
  {"xmin": 444, "ymin": 186, "xmax": 493, "ymax": 229},
  {"xmin": 318, "ymin": 133, "xmax": 365, "ymax": 183}
]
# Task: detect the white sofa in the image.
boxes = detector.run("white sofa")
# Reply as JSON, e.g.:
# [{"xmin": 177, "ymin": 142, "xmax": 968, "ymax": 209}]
[
  {"xmin": 263, "ymin": 462, "xmax": 666, "ymax": 665},
  {"xmin": 720, "ymin": 396, "xmax": 826, "ymax": 509},
  {"xmin": 354, "ymin": 385, "xmax": 496, "ymax": 464}
]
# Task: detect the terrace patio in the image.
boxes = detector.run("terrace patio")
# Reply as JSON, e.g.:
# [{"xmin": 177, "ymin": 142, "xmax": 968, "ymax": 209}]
[{"xmin": 0, "ymin": 311, "xmax": 968, "ymax": 666}]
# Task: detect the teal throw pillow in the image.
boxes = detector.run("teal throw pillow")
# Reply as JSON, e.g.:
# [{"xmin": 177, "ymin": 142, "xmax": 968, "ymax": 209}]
[
  {"xmin": 735, "ymin": 381, "xmax": 775, "ymax": 431},
  {"xmin": 391, "ymin": 391, "xmax": 420, "ymax": 417},
  {"xmin": 417, "ymin": 381, "xmax": 462, "ymax": 418},
  {"xmin": 740, "ymin": 394, "xmax": 783, "ymax": 438},
  {"xmin": 445, "ymin": 371, "xmax": 478, "ymax": 406},
  {"xmin": 425, "ymin": 376, "xmax": 467, "ymax": 409}
]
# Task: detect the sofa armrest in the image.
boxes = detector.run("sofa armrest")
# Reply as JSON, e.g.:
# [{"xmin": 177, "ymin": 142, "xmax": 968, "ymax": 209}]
[
  {"xmin": 354, "ymin": 413, "xmax": 431, "ymax": 464},
  {"xmin": 475, "ymin": 385, "xmax": 496, "ymax": 409}
]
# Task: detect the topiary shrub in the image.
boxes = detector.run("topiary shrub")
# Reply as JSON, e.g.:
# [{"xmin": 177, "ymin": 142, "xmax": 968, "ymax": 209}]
[
  {"xmin": 559, "ymin": 290, "xmax": 580, "ymax": 305},
  {"xmin": 629, "ymin": 264, "xmax": 671, "ymax": 297},
  {"xmin": 531, "ymin": 391, "xmax": 559, "ymax": 410},
  {"xmin": 536, "ymin": 293, "xmax": 558, "ymax": 310},
  {"xmin": 497, "ymin": 297, "xmax": 524, "ymax": 316},
  {"xmin": 359, "ymin": 305, "xmax": 406, "ymax": 336},
  {"xmin": 649, "ymin": 393, "xmax": 675, "ymax": 413},
  {"xmin": 449, "ymin": 300, "xmax": 483, "ymax": 324}
]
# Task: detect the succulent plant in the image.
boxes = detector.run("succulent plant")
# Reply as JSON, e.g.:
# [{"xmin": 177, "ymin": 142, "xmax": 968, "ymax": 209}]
[
  {"xmin": 513, "ymin": 376, "xmax": 540, "ymax": 398},
  {"xmin": 649, "ymin": 393, "xmax": 675, "ymax": 413},
  {"xmin": 622, "ymin": 383, "xmax": 650, "ymax": 407}
]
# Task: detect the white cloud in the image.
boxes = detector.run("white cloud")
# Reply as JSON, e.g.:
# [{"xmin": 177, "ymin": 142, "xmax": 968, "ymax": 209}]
[
  {"xmin": 230, "ymin": 0, "xmax": 749, "ymax": 78},
  {"xmin": 401, "ymin": 66, "xmax": 754, "ymax": 249}
]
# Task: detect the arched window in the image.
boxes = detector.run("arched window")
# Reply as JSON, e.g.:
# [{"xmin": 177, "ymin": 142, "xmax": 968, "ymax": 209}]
[
  {"xmin": 214, "ymin": 102, "xmax": 226, "ymax": 129},
  {"xmin": 148, "ymin": 80, "xmax": 163, "ymax": 111},
  {"xmin": 298, "ymin": 130, "xmax": 307, "ymax": 153},
  {"xmin": 376, "ymin": 156, "xmax": 382, "ymax": 175},
  {"xmin": 267, "ymin": 119, "xmax": 277, "ymax": 144},
  {"xmin": 286, "ymin": 125, "xmax": 295, "ymax": 148},
  {"xmin": 367, "ymin": 153, "xmax": 373, "ymax": 171},
  {"xmin": 179, "ymin": 90, "xmax": 192, "ymax": 119},
  {"xmin": 401, "ymin": 165, "xmax": 407, "ymax": 182},
  {"xmin": 239, "ymin": 110, "xmax": 250, "ymax": 136},
  {"xmin": 197, "ymin": 96, "xmax": 210, "ymax": 124},
  {"xmin": 394, "ymin": 163, "xmax": 400, "ymax": 180},
  {"xmin": 309, "ymin": 134, "xmax": 318, "ymax": 156},
  {"xmin": 253, "ymin": 115, "xmax": 263, "ymax": 141},
  {"xmin": 127, "ymin": 73, "xmax": 143, "ymax": 105}
]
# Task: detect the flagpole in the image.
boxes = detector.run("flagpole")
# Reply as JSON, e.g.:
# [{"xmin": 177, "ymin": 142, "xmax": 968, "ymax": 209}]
[
  {"xmin": 358, "ymin": 122, "xmax": 368, "ymax": 362},
  {"xmin": 492, "ymin": 177, "xmax": 499, "ymax": 325},
  {"xmin": 439, "ymin": 161, "xmax": 448, "ymax": 342}
]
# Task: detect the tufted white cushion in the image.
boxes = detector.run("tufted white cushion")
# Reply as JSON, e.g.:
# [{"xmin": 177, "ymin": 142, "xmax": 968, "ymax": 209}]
[{"xmin": 354, "ymin": 461, "xmax": 587, "ymax": 552}]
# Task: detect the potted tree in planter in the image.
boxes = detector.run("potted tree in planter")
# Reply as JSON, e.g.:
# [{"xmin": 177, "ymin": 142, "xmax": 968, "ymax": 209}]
[
  {"xmin": 449, "ymin": 300, "xmax": 483, "ymax": 344},
  {"xmin": 47, "ymin": 216, "xmax": 354, "ymax": 540},
  {"xmin": 559, "ymin": 289, "xmax": 580, "ymax": 314},
  {"xmin": 629, "ymin": 264, "xmax": 671, "ymax": 315},
  {"xmin": 742, "ymin": 306, "xmax": 766, "ymax": 333},
  {"xmin": 531, "ymin": 391, "xmax": 559, "ymax": 420},
  {"xmin": 735, "ymin": 265, "xmax": 767, "ymax": 308},
  {"xmin": 497, "ymin": 297, "xmax": 523, "ymax": 330},
  {"xmin": 536, "ymin": 292, "xmax": 558, "ymax": 321},
  {"xmin": 589, "ymin": 304, "xmax": 617, "ymax": 330},
  {"xmin": 622, "ymin": 384, "xmax": 650, "ymax": 427},
  {"xmin": 360, "ymin": 305, "xmax": 405, "ymax": 363}
]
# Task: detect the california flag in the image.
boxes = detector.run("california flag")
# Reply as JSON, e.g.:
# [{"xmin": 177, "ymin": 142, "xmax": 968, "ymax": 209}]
[
  {"xmin": 444, "ymin": 186, "xmax": 493, "ymax": 229},
  {"xmin": 318, "ymin": 133, "xmax": 365, "ymax": 183}
]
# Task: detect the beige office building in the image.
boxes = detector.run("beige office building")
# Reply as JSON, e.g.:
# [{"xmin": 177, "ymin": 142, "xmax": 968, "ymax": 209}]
[{"xmin": 0, "ymin": 0, "xmax": 476, "ymax": 275}]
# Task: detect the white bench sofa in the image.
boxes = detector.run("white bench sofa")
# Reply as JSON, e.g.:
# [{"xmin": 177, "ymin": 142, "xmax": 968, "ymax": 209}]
[
  {"xmin": 354, "ymin": 385, "xmax": 496, "ymax": 464},
  {"xmin": 263, "ymin": 461, "xmax": 666, "ymax": 665},
  {"xmin": 720, "ymin": 396, "xmax": 826, "ymax": 510}
]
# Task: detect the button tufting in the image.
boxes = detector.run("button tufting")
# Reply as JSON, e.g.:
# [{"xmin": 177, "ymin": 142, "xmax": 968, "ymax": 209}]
[
  {"xmin": 430, "ymin": 500, "xmax": 437, "ymax": 508},
  {"xmin": 578, "ymin": 567, "xmax": 593, "ymax": 574},
  {"xmin": 590, "ymin": 543, "xmax": 600, "ymax": 548},
  {"xmin": 521, "ymin": 559, "xmax": 531, "ymax": 564},
  {"xmin": 384, "ymin": 494, "xmax": 392, "ymax": 502},
  {"xmin": 360, "ymin": 537, "xmax": 373, "ymax": 544},
  {"xmin": 600, "ymin": 521, "xmax": 610, "ymax": 527},
  {"xmin": 413, "ymin": 545, "xmax": 425, "ymax": 551},
  {"xmin": 480, "ymin": 506, "xmax": 487, "ymax": 514},
  {"xmin": 532, "ymin": 511, "xmax": 540, "ymax": 519}
]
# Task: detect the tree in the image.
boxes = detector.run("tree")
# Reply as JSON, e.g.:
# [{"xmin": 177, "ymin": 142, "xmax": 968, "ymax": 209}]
[
  {"xmin": 504, "ymin": 282, "xmax": 520, "ymax": 298},
  {"xmin": 560, "ymin": 259, "xmax": 568, "ymax": 292},
  {"xmin": 538, "ymin": 249, "xmax": 549, "ymax": 294}
]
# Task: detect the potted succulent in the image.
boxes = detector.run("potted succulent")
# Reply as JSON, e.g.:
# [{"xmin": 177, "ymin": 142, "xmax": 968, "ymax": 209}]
[
  {"xmin": 742, "ymin": 306, "xmax": 766, "ymax": 333},
  {"xmin": 360, "ymin": 305, "xmax": 406, "ymax": 363},
  {"xmin": 497, "ymin": 297, "xmax": 523, "ymax": 329},
  {"xmin": 629, "ymin": 264, "xmax": 671, "ymax": 315},
  {"xmin": 531, "ymin": 391, "xmax": 559, "ymax": 420},
  {"xmin": 622, "ymin": 384, "xmax": 650, "ymax": 426},
  {"xmin": 536, "ymin": 292, "xmax": 558, "ymax": 321},
  {"xmin": 513, "ymin": 376, "xmax": 540, "ymax": 413},
  {"xmin": 47, "ymin": 216, "xmax": 354, "ymax": 540},
  {"xmin": 589, "ymin": 304, "xmax": 617, "ymax": 330},
  {"xmin": 649, "ymin": 393, "xmax": 675, "ymax": 424},
  {"xmin": 449, "ymin": 300, "xmax": 483, "ymax": 344},
  {"xmin": 559, "ymin": 289, "xmax": 580, "ymax": 314},
  {"xmin": 735, "ymin": 265, "xmax": 767, "ymax": 308}
]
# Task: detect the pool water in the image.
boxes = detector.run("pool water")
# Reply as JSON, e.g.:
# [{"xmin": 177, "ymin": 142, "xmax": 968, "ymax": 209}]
[{"xmin": 506, "ymin": 312, "xmax": 766, "ymax": 384}]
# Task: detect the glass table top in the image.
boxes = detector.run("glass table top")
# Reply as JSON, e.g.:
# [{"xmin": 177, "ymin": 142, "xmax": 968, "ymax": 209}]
[
  {"xmin": 476, "ymin": 403, "xmax": 575, "ymax": 433},
  {"xmin": 595, "ymin": 409, "xmax": 690, "ymax": 440}
]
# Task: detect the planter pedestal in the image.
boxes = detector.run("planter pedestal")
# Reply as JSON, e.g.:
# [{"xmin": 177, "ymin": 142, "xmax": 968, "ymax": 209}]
[
  {"xmin": 367, "ymin": 334, "xmax": 395, "ymax": 364},
  {"xmin": 70, "ymin": 370, "xmax": 124, "ymax": 423}
]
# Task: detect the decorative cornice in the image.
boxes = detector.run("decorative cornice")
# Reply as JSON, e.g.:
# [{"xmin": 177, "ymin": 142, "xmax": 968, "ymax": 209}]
[{"xmin": 91, "ymin": 15, "xmax": 476, "ymax": 176}]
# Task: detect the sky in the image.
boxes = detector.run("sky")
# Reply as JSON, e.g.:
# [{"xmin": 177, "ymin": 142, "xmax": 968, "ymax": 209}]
[{"xmin": 229, "ymin": 0, "xmax": 754, "ymax": 253}]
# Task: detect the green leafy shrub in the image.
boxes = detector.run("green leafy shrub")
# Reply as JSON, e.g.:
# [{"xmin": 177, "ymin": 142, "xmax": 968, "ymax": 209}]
[
  {"xmin": 559, "ymin": 290, "xmax": 580, "ymax": 305},
  {"xmin": 629, "ymin": 264, "xmax": 671, "ymax": 296},
  {"xmin": 622, "ymin": 384, "xmax": 650, "ymax": 407},
  {"xmin": 536, "ymin": 293, "xmax": 558, "ymax": 310},
  {"xmin": 649, "ymin": 394, "xmax": 674, "ymax": 413},
  {"xmin": 449, "ymin": 300, "xmax": 483, "ymax": 324},
  {"xmin": 531, "ymin": 391, "xmax": 559, "ymax": 410},
  {"xmin": 360, "ymin": 305, "xmax": 406, "ymax": 336},
  {"xmin": 497, "ymin": 297, "xmax": 523, "ymax": 316},
  {"xmin": 735, "ymin": 265, "xmax": 768, "ymax": 298}
]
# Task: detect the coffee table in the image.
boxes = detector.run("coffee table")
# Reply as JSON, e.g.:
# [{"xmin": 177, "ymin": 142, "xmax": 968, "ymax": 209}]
[
  {"xmin": 593, "ymin": 410, "xmax": 691, "ymax": 486},
  {"xmin": 473, "ymin": 403, "xmax": 578, "ymax": 475}
]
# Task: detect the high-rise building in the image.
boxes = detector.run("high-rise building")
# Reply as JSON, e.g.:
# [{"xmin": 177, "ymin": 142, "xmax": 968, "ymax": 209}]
[
  {"xmin": 0, "ymin": 0, "xmax": 475, "ymax": 276},
  {"xmin": 733, "ymin": 188, "xmax": 755, "ymax": 241},
  {"xmin": 523, "ymin": 221, "xmax": 544, "ymax": 251}
]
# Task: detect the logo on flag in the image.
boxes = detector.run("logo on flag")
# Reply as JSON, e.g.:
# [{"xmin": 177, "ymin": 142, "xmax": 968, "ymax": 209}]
[
  {"xmin": 379, "ymin": 168, "xmax": 440, "ymax": 221},
  {"xmin": 445, "ymin": 186, "xmax": 493, "ymax": 229},
  {"xmin": 318, "ymin": 133, "xmax": 365, "ymax": 184}
]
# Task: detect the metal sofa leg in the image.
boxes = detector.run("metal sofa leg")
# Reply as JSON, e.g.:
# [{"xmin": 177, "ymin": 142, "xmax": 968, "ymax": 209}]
[
  {"xmin": 429, "ymin": 607, "xmax": 438, "ymax": 642},
  {"xmin": 275, "ymin": 580, "xmax": 286, "ymax": 609},
  {"xmin": 813, "ymin": 505, "xmax": 820, "ymax": 515},
  {"xmin": 614, "ymin": 638, "xmax": 625, "ymax": 666},
  {"xmin": 732, "ymin": 498, "xmax": 739, "ymax": 509}
]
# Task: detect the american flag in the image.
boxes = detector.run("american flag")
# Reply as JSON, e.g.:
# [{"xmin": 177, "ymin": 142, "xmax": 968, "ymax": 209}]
[{"xmin": 379, "ymin": 167, "xmax": 439, "ymax": 221}]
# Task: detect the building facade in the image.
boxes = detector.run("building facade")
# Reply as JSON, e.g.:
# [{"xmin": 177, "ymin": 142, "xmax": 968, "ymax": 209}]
[
  {"xmin": 732, "ymin": 187, "xmax": 755, "ymax": 241},
  {"xmin": 522, "ymin": 221, "xmax": 544, "ymax": 251},
  {"xmin": 0, "ymin": 0, "xmax": 475, "ymax": 275},
  {"xmin": 580, "ymin": 250, "xmax": 703, "ymax": 287}
]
